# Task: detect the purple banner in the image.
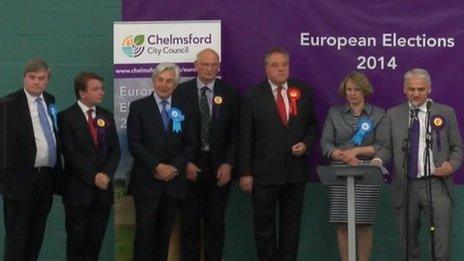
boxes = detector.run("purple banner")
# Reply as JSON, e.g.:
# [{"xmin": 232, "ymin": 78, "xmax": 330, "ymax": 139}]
[
  {"xmin": 114, "ymin": 63, "xmax": 199, "ymax": 78},
  {"xmin": 123, "ymin": 0, "xmax": 464, "ymax": 183}
]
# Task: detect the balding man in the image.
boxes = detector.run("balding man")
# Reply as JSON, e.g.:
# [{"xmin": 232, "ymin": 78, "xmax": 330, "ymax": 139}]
[{"xmin": 176, "ymin": 48, "xmax": 239, "ymax": 261}]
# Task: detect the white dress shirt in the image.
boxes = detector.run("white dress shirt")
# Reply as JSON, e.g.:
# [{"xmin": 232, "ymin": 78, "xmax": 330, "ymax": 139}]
[
  {"xmin": 77, "ymin": 100, "xmax": 96, "ymax": 120},
  {"xmin": 410, "ymin": 101, "xmax": 436, "ymax": 178}
]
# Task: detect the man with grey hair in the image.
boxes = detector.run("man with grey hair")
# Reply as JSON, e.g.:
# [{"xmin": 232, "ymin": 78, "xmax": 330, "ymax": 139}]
[
  {"xmin": 2, "ymin": 59, "xmax": 60, "ymax": 261},
  {"xmin": 377, "ymin": 68, "xmax": 463, "ymax": 260},
  {"xmin": 127, "ymin": 62, "xmax": 198, "ymax": 260}
]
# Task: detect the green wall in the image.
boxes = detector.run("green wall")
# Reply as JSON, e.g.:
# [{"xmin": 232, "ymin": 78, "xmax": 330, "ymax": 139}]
[
  {"xmin": 0, "ymin": 0, "xmax": 120, "ymax": 260},
  {"xmin": 225, "ymin": 183, "xmax": 464, "ymax": 260},
  {"xmin": 1, "ymin": 0, "xmax": 464, "ymax": 260}
]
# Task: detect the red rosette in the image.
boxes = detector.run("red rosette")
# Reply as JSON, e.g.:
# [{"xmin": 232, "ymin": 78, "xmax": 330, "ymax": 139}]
[{"xmin": 287, "ymin": 87, "xmax": 301, "ymax": 116}]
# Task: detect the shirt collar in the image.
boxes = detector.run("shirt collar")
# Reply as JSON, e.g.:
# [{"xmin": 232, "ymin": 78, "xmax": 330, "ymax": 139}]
[
  {"xmin": 197, "ymin": 77, "xmax": 215, "ymax": 92},
  {"xmin": 408, "ymin": 100, "xmax": 429, "ymax": 113},
  {"xmin": 23, "ymin": 88, "xmax": 45, "ymax": 105},
  {"xmin": 268, "ymin": 80, "xmax": 288, "ymax": 92},
  {"xmin": 153, "ymin": 91, "xmax": 172, "ymax": 106},
  {"xmin": 77, "ymin": 100, "xmax": 96, "ymax": 114}
]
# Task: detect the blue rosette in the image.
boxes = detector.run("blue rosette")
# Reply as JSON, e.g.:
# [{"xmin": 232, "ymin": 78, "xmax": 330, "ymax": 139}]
[
  {"xmin": 168, "ymin": 107, "xmax": 185, "ymax": 133},
  {"xmin": 351, "ymin": 116, "xmax": 373, "ymax": 145},
  {"xmin": 48, "ymin": 103, "xmax": 58, "ymax": 131}
]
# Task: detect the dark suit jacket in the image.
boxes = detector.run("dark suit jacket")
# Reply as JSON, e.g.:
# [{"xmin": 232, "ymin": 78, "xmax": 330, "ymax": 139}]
[
  {"xmin": 175, "ymin": 78, "xmax": 239, "ymax": 179},
  {"xmin": 239, "ymin": 79, "xmax": 318, "ymax": 185},
  {"xmin": 127, "ymin": 92, "xmax": 198, "ymax": 199},
  {"xmin": 0, "ymin": 89, "xmax": 61, "ymax": 199},
  {"xmin": 58, "ymin": 103, "xmax": 121, "ymax": 205}
]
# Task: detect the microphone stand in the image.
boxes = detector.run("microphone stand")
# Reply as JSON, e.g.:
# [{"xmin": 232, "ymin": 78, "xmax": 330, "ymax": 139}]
[
  {"xmin": 402, "ymin": 108, "xmax": 415, "ymax": 261},
  {"xmin": 424, "ymin": 104, "xmax": 436, "ymax": 261}
]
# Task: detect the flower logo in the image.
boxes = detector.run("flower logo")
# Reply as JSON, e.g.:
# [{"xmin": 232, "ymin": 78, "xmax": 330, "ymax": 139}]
[{"xmin": 122, "ymin": 35, "xmax": 145, "ymax": 58}]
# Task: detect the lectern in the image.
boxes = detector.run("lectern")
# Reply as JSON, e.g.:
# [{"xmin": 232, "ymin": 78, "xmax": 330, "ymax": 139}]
[{"xmin": 317, "ymin": 164, "xmax": 386, "ymax": 261}]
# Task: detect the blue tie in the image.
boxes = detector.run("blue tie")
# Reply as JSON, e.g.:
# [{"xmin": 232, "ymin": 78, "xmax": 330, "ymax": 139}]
[
  {"xmin": 160, "ymin": 99, "xmax": 169, "ymax": 132},
  {"xmin": 408, "ymin": 108, "xmax": 420, "ymax": 179},
  {"xmin": 36, "ymin": 97, "xmax": 56, "ymax": 167}
]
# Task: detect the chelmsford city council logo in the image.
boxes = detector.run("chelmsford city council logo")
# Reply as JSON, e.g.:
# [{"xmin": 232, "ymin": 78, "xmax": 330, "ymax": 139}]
[{"xmin": 122, "ymin": 35, "xmax": 145, "ymax": 58}]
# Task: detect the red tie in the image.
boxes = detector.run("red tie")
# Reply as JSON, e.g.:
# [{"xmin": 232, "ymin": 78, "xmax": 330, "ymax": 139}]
[
  {"xmin": 87, "ymin": 109, "xmax": 98, "ymax": 146},
  {"xmin": 276, "ymin": 86, "xmax": 288, "ymax": 126}
]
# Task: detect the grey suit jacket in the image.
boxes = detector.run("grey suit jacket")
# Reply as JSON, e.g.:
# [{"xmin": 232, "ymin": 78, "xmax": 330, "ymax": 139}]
[
  {"xmin": 377, "ymin": 102, "xmax": 464, "ymax": 207},
  {"xmin": 321, "ymin": 103, "xmax": 386, "ymax": 158}
]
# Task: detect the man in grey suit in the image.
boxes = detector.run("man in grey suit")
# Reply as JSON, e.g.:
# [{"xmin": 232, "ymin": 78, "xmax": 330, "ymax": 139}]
[{"xmin": 377, "ymin": 68, "xmax": 463, "ymax": 260}]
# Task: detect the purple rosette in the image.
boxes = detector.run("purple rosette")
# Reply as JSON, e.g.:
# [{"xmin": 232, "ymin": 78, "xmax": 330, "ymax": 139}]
[
  {"xmin": 95, "ymin": 116, "xmax": 109, "ymax": 151},
  {"xmin": 430, "ymin": 114, "xmax": 446, "ymax": 152}
]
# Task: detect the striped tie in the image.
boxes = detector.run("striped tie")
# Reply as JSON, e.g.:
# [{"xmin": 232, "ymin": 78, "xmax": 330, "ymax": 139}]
[{"xmin": 160, "ymin": 99, "xmax": 169, "ymax": 132}]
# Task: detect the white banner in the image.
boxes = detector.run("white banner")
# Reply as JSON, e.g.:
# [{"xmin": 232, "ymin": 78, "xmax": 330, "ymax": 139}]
[{"xmin": 113, "ymin": 20, "xmax": 221, "ymax": 183}]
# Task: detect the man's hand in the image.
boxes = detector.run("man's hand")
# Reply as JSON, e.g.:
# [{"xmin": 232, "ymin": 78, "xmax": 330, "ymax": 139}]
[
  {"xmin": 217, "ymin": 163, "xmax": 232, "ymax": 187},
  {"xmin": 291, "ymin": 142, "xmax": 307, "ymax": 157},
  {"xmin": 95, "ymin": 173, "xmax": 111, "ymax": 190},
  {"xmin": 434, "ymin": 161, "xmax": 454, "ymax": 177},
  {"xmin": 239, "ymin": 176, "xmax": 253, "ymax": 194},
  {"xmin": 154, "ymin": 164, "xmax": 178, "ymax": 181},
  {"xmin": 186, "ymin": 162, "xmax": 200, "ymax": 181}
]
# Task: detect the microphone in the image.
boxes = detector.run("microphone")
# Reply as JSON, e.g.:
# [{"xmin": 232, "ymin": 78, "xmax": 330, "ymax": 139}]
[
  {"xmin": 426, "ymin": 100, "xmax": 432, "ymax": 110},
  {"xmin": 424, "ymin": 100, "xmax": 433, "ymax": 150}
]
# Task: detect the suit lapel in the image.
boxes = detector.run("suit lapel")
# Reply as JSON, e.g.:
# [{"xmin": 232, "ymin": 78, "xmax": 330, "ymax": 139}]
[
  {"xmin": 428, "ymin": 104, "xmax": 442, "ymax": 157},
  {"xmin": 72, "ymin": 103, "xmax": 96, "ymax": 148},
  {"xmin": 189, "ymin": 82, "xmax": 201, "ymax": 121},
  {"xmin": 17, "ymin": 90, "xmax": 35, "ymax": 143},
  {"xmin": 211, "ymin": 81, "xmax": 224, "ymax": 128},
  {"xmin": 287, "ymin": 85, "xmax": 300, "ymax": 128},
  {"xmin": 149, "ymin": 94, "xmax": 169, "ymax": 136},
  {"xmin": 399, "ymin": 103, "xmax": 410, "ymax": 140},
  {"xmin": 43, "ymin": 94, "xmax": 59, "ymax": 134}
]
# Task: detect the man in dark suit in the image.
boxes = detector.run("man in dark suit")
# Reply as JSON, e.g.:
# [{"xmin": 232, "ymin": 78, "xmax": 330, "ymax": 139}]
[
  {"xmin": 127, "ymin": 62, "xmax": 198, "ymax": 261},
  {"xmin": 2, "ymin": 59, "xmax": 60, "ymax": 261},
  {"xmin": 239, "ymin": 48, "xmax": 318, "ymax": 261},
  {"xmin": 58, "ymin": 72, "xmax": 121, "ymax": 261},
  {"xmin": 377, "ymin": 68, "xmax": 463, "ymax": 261},
  {"xmin": 176, "ymin": 48, "xmax": 239, "ymax": 261}
]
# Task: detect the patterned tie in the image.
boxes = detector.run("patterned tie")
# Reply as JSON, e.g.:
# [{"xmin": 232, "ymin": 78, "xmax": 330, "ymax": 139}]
[
  {"xmin": 276, "ymin": 86, "xmax": 288, "ymax": 126},
  {"xmin": 408, "ymin": 108, "xmax": 420, "ymax": 179},
  {"xmin": 87, "ymin": 109, "xmax": 98, "ymax": 146},
  {"xmin": 36, "ymin": 97, "xmax": 56, "ymax": 167},
  {"xmin": 160, "ymin": 99, "xmax": 169, "ymax": 132},
  {"xmin": 200, "ymin": 86, "xmax": 211, "ymax": 151}
]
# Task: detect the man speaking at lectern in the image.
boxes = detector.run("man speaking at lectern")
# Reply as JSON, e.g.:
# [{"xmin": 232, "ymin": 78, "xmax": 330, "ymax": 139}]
[{"xmin": 378, "ymin": 68, "xmax": 463, "ymax": 260}]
